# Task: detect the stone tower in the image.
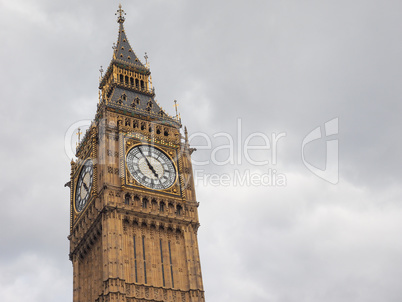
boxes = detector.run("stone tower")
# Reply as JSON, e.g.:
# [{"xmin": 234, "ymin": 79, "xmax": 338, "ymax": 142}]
[{"xmin": 68, "ymin": 5, "xmax": 205, "ymax": 302}]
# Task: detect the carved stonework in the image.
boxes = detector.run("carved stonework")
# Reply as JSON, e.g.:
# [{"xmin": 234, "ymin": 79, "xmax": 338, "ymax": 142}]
[{"xmin": 68, "ymin": 6, "xmax": 205, "ymax": 302}]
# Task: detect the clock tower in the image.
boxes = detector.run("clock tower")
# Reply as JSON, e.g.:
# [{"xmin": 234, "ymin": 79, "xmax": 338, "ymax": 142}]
[{"xmin": 68, "ymin": 5, "xmax": 205, "ymax": 302}]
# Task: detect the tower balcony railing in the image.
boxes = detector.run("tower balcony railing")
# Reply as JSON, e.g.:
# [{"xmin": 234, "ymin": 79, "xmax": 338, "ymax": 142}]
[{"xmin": 115, "ymin": 78, "xmax": 155, "ymax": 95}]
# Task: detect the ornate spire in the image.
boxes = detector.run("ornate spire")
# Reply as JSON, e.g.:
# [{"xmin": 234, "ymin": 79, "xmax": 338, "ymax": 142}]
[
  {"xmin": 116, "ymin": 4, "xmax": 126, "ymax": 24},
  {"xmin": 112, "ymin": 5, "xmax": 146, "ymax": 70},
  {"xmin": 98, "ymin": 6, "xmax": 181, "ymax": 128}
]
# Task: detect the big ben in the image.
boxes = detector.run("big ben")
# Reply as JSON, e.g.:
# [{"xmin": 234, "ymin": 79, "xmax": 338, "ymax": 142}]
[{"xmin": 67, "ymin": 5, "xmax": 205, "ymax": 302}]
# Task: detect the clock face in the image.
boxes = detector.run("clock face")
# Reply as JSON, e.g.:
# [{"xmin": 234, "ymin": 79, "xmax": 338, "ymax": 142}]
[
  {"xmin": 126, "ymin": 145, "xmax": 176, "ymax": 190},
  {"xmin": 75, "ymin": 160, "xmax": 93, "ymax": 212}
]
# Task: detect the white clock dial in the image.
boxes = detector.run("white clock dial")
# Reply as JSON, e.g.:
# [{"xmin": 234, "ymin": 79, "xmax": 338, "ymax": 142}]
[
  {"xmin": 126, "ymin": 145, "xmax": 176, "ymax": 190},
  {"xmin": 75, "ymin": 160, "xmax": 93, "ymax": 212}
]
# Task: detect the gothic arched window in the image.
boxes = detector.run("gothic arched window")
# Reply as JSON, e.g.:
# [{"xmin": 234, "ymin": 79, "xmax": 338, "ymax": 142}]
[
  {"xmin": 142, "ymin": 198, "xmax": 148, "ymax": 209},
  {"xmin": 160, "ymin": 201, "xmax": 165, "ymax": 212},
  {"xmin": 176, "ymin": 205, "xmax": 182, "ymax": 216},
  {"xmin": 125, "ymin": 193, "xmax": 130, "ymax": 205}
]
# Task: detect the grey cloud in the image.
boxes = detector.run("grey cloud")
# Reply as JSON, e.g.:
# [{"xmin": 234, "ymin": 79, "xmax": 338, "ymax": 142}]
[{"xmin": 0, "ymin": 1, "xmax": 401, "ymax": 301}]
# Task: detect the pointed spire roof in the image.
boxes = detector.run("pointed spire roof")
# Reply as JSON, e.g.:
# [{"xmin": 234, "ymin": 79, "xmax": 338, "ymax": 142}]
[
  {"xmin": 98, "ymin": 5, "xmax": 182, "ymax": 128},
  {"xmin": 113, "ymin": 4, "xmax": 147, "ymax": 70},
  {"xmin": 113, "ymin": 23, "xmax": 146, "ymax": 69}
]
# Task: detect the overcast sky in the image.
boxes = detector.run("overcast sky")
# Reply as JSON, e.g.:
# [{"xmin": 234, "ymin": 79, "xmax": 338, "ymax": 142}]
[{"xmin": 1, "ymin": 0, "xmax": 402, "ymax": 301}]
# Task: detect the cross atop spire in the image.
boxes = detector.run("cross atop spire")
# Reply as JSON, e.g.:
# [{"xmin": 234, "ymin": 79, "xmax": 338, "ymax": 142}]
[{"xmin": 116, "ymin": 4, "xmax": 126, "ymax": 24}]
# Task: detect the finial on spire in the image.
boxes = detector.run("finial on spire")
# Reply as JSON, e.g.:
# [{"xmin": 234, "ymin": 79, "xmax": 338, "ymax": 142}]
[
  {"xmin": 184, "ymin": 126, "xmax": 189, "ymax": 144},
  {"xmin": 144, "ymin": 52, "xmax": 148, "ymax": 64},
  {"xmin": 149, "ymin": 74, "xmax": 153, "ymax": 90},
  {"xmin": 144, "ymin": 52, "xmax": 150, "ymax": 68},
  {"xmin": 116, "ymin": 4, "xmax": 126, "ymax": 23},
  {"xmin": 76, "ymin": 127, "xmax": 82, "ymax": 148},
  {"xmin": 174, "ymin": 100, "xmax": 179, "ymax": 118},
  {"xmin": 99, "ymin": 66, "xmax": 104, "ymax": 77}
]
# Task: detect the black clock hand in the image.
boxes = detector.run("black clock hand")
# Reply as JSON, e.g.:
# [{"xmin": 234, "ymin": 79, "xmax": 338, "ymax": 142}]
[
  {"xmin": 159, "ymin": 178, "xmax": 166, "ymax": 189},
  {"xmin": 83, "ymin": 182, "xmax": 89, "ymax": 193},
  {"xmin": 147, "ymin": 159, "xmax": 160, "ymax": 178},
  {"xmin": 138, "ymin": 147, "xmax": 147, "ymax": 160},
  {"xmin": 139, "ymin": 147, "xmax": 160, "ymax": 178}
]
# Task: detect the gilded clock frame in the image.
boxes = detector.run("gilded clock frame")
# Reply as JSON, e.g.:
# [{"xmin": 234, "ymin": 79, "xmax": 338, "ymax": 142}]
[
  {"xmin": 122, "ymin": 139, "xmax": 182, "ymax": 197},
  {"xmin": 125, "ymin": 143, "xmax": 178, "ymax": 190},
  {"xmin": 73, "ymin": 158, "xmax": 95, "ymax": 214},
  {"xmin": 69, "ymin": 126, "xmax": 99, "ymax": 231}
]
